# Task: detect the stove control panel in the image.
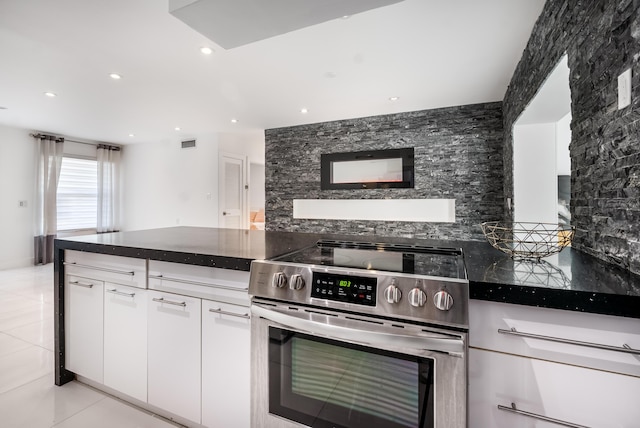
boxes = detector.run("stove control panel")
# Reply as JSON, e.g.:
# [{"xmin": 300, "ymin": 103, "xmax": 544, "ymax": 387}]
[
  {"xmin": 311, "ymin": 271, "xmax": 377, "ymax": 306},
  {"xmin": 249, "ymin": 260, "xmax": 469, "ymax": 329}
]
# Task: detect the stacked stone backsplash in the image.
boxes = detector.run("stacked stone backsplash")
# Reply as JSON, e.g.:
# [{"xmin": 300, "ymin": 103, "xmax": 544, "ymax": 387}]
[
  {"xmin": 265, "ymin": 103, "xmax": 504, "ymax": 241},
  {"xmin": 503, "ymin": 0, "xmax": 640, "ymax": 275}
]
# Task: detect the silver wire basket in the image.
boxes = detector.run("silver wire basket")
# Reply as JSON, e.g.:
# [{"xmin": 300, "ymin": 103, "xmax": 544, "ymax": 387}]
[{"xmin": 480, "ymin": 221, "xmax": 575, "ymax": 261}]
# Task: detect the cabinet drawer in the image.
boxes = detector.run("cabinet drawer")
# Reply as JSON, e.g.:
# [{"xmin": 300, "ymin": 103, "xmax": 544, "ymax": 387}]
[
  {"xmin": 469, "ymin": 300, "xmax": 640, "ymax": 376},
  {"xmin": 469, "ymin": 348, "xmax": 640, "ymax": 428},
  {"xmin": 65, "ymin": 250, "xmax": 147, "ymax": 289},
  {"xmin": 148, "ymin": 260, "xmax": 249, "ymax": 306}
]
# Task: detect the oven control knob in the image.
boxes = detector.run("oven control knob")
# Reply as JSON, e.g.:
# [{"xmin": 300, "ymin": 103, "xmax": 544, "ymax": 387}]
[
  {"xmin": 433, "ymin": 290, "xmax": 454, "ymax": 311},
  {"xmin": 271, "ymin": 272, "xmax": 287, "ymax": 288},
  {"xmin": 384, "ymin": 285, "xmax": 402, "ymax": 304},
  {"xmin": 408, "ymin": 288, "xmax": 427, "ymax": 307},
  {"xmin": 289, "ymin": 274, "xmax": 305, "ymax": 291}
]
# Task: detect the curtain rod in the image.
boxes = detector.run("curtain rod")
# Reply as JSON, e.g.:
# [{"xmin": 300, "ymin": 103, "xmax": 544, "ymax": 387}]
[{"xmin": 29, "ymin": 133, "xmax": 120, "ymax": 148}]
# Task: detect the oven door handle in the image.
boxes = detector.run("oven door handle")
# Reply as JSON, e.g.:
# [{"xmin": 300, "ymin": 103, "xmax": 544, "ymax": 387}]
[{"xmin": 251, "ymin": 304, "xmax": 466, "ymax": 357}]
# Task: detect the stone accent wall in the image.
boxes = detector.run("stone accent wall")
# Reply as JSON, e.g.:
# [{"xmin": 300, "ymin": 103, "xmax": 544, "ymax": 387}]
[
  {"xmin": 265, "ymin": 103, "xmax": 504, "ymax": 241},
  {"xmin": 503, "ymin": 0, "xmax": 640, "ymax": 274}
]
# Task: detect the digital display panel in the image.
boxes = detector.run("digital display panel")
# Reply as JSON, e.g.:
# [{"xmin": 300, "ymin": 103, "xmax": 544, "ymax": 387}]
[{"xmin": 311, "ymin": 272, "xmax": 377, "ymax": 306}]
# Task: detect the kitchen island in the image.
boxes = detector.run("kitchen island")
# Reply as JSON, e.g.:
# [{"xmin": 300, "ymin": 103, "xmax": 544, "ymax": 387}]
[
  {"xmin": 53, "ymin": 226, "xmax": 640, "ymax": 427},
  {"xmin": 55, "ymin": 226, "xmax": 640, "ymax": 320}
]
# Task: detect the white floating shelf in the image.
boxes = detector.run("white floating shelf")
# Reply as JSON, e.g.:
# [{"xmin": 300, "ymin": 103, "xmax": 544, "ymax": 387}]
[{"xmin": 293, "ymin": 199, "xmax": 455, "ymax": 223}]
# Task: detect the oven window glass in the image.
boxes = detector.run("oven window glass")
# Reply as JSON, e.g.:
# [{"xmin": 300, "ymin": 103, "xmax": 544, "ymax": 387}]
[{"xmin": 269, "ymin": 327, "xmax": 434, "ymax": 428}]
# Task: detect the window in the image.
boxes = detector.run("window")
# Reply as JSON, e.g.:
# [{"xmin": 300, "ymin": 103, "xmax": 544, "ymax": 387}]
[{"xmin": 56, "ymin": 157, "xmax": 98, "ymax": 231}]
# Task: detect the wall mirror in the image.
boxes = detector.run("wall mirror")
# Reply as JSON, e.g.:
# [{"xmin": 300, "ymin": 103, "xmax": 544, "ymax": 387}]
[{"xmin": 321, "ymin": 148, "xmax": 414, "ymax": 190}]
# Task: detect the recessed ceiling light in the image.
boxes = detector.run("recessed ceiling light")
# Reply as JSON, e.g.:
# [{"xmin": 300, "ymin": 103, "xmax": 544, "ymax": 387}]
[
  {"xmin": 342, "ymin": 15, "xmax": 350, "ymax": 19},
  {"xmin": 44, "ymin": 92, "xmax": 56, "ymax": 97},
  {"xmin": 174, "ymin": 127, "xmax": 181, "ymax": 131},
  {"xmin": 128, "ymin": 133, "xmax": 135, "ymax": 137},
  {"xmin": 230, "ymin": 118, "xmax": 238, "ymax": 124},
  {"xmin": 324, "ymin": 71, "xmax": 337, "ymax": 79},
  {"xmin": 200, "ymin": 47, "xmax": 213, "ymax": 55},
  {"xmin": 109, "ymin": 73, "xmax": 122, "ymax": 80},
  {"xmin": 389, "ymin": 96, "xmax": 400, "ymax": 101},
  {"xmin": 300, "ymin": 108, "xmax": 308, "ymax": 114}
]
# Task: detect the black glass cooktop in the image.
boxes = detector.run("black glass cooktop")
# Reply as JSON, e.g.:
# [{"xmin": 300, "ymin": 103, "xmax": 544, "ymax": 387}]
[{"xmin": 273, "ymin": 240, "xmax": 467, "ymax": 280}]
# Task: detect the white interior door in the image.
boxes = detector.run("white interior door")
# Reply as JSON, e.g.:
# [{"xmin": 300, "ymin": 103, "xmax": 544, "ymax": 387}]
[{"xmin": 218, "ymin": 152, "xmax": 247, "ymax": 229}]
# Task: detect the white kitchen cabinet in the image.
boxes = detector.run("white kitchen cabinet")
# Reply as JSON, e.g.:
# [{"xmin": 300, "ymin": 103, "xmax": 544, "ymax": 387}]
[
  {"xmin": 147, "ymin": 290, "xmax": 202, "ymax": 424},
  {"xmin": 103, "ymin": 283, "xmax": 147, "ymax": 402},
  {"xmin": 469, "ymin": 300, "xmax": 640, "ymax": 376},
  {"xmin": 65, "ymin": 274, "xmax": 104, "ymax": 383},
  {"xmin": 201, "ymin": 299, "xmax": 251, "ymax": 428},
  {"xmin": 469, "ymin": 348, "xmax": 640, "ymax": 428}
]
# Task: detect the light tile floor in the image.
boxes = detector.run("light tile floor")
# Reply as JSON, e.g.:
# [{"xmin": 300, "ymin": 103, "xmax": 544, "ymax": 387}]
[{"xmin": 0, "ymin": 264, "xmax": 179, "ymax": 428}]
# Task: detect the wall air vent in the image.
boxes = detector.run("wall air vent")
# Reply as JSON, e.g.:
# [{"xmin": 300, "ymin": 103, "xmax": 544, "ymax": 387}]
[{"xmin": 181, "ymin": 139, "xmax": 196, "ymax": 149}]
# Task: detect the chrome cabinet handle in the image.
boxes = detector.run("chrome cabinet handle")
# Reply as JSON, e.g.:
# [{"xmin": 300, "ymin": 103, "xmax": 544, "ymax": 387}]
[
  {"xmin": 70, "ymin": 280, "xmax": 94, "ymax": 288},
  {"xmin": 106, "ymin": 288, "xmax": 135, "ymax": 298},
  {"xmin": 498, "ymin": 402, "xmax": 590, "ymax": 428},
  {"xmin": 623, "ymin": 344, "xmax": 640, "ymax": 362},
  {"xmin": 64, "ymin": 262, "xmax": 135, "ymax": 276},
  {"xmin": 148, "ymin": 274, "xmax": 248, "ymax": 292},
  {"xmin": 498, "ymin": 327, "xmax": 640, "ymax": 356},
  {"xmin": 209, "ymin": 307, "xmax": 250, "ymax": 319},
  {"xmin": 152, "ymin": 297, "xmax": 186, "ymax": 307}
]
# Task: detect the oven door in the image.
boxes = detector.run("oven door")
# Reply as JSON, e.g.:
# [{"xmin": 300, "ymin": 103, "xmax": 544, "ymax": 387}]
[{"xmin": 251, "ymin": 300, "xmax": 467, "ymax": 428}]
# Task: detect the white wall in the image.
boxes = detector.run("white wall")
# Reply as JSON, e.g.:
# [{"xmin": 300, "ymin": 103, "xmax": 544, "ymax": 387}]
[
  {"xmin": 249, "ymin": 163, "xmax": 265, "ymax": 211},
  {"xmin": 0, "ymin": 124, "xmax": 35, "ymax": 269},
  {"xmin": 556, "ymin": 112, "xmax": 571, "ymax": 176},
  {"xmin": 121, "ymin": 135, "xmax": 220, "ymax": 231},
  {"xmin": 513, "ymin": 122, "xmax": 558, "ymax": 224},
  {"xmin": 218, "ymin": 131, "xmax": 265, "ymax": 164}
]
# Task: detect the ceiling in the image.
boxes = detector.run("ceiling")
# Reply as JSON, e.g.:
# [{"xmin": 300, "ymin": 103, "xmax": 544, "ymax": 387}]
[
  {"xmin": 516, "ymin": 55, "xmax": 571, "ymax": 125},
  {"xmin": 0, "ymin": 0, "xmax": 545, "ymax": 145}
]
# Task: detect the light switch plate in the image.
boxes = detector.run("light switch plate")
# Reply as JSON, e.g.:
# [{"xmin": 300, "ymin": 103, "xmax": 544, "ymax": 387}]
[{"xmin": 618, "ymin": 68, "xmax": 632, "ymax": 109}]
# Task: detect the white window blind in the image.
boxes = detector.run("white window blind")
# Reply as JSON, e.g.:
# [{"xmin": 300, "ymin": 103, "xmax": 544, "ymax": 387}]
[{"xmin": 56, "ymin": 157, "xmax": 98, "ymax": 231}]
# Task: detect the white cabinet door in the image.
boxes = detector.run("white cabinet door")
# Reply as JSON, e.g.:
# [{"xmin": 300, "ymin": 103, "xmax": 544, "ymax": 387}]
[
  {"xmin": 65, "ymin": 274, "xmax": 104, "ymax": 383},
  {"xmin": 469, "ymin": 348, "xmax": 640, "ymax": 428},
  {"xmin": 147, "ymin": 290, "xmax": 202, "ymax": 424},
  {"xmin": 104, "ymin": 283, "xmax": 147, "ymax": 402},
  {"xmin": 201, "ymin": 300, "xmax": 251, "ymax": 428}
]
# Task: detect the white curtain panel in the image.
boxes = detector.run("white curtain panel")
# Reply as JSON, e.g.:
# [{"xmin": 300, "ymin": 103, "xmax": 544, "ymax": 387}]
[
  {"xmin": 97, "ymin": 145, "xmax": 121, "ymax": 233},
  {"xmin": 34, "ymin": 135, "xmax": 64, "ymax": 265}
]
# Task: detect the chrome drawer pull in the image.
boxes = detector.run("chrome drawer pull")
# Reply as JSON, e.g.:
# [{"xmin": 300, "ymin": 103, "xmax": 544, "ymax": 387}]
[
  {"xmin": 623, "ymin": 344, "xmax": 640, "ymax": 362},
  {"xmin": 498, "ymin": 402, "xmax": 590, "ymax": 428},
  {"xmin": 64, "ymin": 262, "xmax": 135, "ymax": 276},
  {"xmin": 106, "ymin": 288, "xmax": 135, "ymax": 298},
  {"xmin": 70, "ymin": 280, "xmax": 94, "ymax": 288},
  {"xmin": 209, "ymin": 307, "xmax": 250, "ymax": 319},
  {"xmin": 152, "ymin": 297, "xmax": 186, "ymax": 307},
  {"xmin": 498, "ymin": 327, "xmax": 640, "ymax": 356},
  {"xmin": 148, "ymin": 274, "xmax": 248, "ymax": 292}
]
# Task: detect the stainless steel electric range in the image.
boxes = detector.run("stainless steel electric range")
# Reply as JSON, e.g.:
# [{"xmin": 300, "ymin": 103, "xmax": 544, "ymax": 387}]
[{"xmin": 249, "ymin": 239, "xmax": 469, "ymax": 428}]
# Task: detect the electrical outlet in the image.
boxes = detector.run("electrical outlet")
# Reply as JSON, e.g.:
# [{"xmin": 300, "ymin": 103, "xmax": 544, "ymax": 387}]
[
  {"xmin": 18, "ymin": 200, "xmax": 27, "ymax": 208},
  {"xmin": 618, "ymin": 68, "xmax": 632, "ymax": 109}
]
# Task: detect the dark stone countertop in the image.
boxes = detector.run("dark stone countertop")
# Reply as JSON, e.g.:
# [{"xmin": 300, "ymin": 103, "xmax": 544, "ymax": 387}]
[{"xmin": 55, "ymin": 226, "xmax": 640, "ymax": 319}]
